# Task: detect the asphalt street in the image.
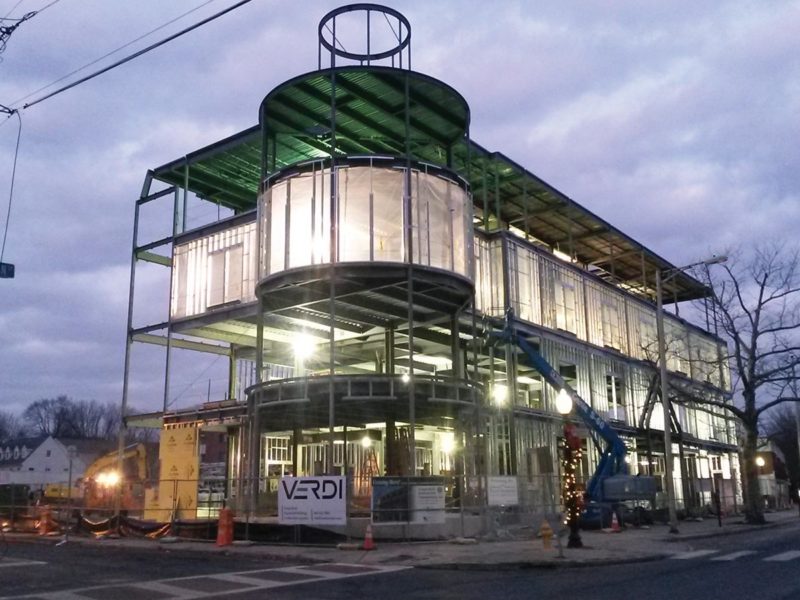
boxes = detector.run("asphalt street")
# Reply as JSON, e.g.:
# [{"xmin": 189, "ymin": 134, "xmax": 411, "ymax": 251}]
[{"xmin": 0, "ymin": 522, "xmax": 798, "ymax": 600}]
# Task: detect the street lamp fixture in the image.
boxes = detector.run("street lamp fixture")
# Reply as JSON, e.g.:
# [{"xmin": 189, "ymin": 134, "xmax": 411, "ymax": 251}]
[
  {"xmin": 656, "ymin": 254, "xmax": 727, "ymax": 534},
  {"xmin": 555, "ymin": 389, "xmax": 573, "ymax": 415}
]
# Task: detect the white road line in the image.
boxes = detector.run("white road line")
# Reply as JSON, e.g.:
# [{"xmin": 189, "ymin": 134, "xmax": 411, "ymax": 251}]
[
  {"xmin": 0, "ymin": 560, "xmax": 46, "ymax": 568},
  {"xmin": 205, "ymin": 572, "xmax": 285, "ymax": 588},
  {"xmin": 763, "ymin": 550, "xmax": 800, "ymax": 562},
  {"xmin": 31, "ymin": 592, "xmax": 87, "ymax": 600},
  {"xmin": 134, "ymin": 580, "xmax": 201, "ymax": 599},
  {"xmin": 710, "ymin": 550, "xmax": 757, "ymax": 561},
  {"xmin": 0, "ymin": 563, "xmax": 409, "ymax": 600},
  {"xmin": 670, "ymin": 549, "xmax": 720, "ymax": 560}
]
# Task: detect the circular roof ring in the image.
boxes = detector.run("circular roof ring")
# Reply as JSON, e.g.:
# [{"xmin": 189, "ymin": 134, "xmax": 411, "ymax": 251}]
[{"xmin": 318, "ymin": 4, "xmax": 411, "ymax": 64}]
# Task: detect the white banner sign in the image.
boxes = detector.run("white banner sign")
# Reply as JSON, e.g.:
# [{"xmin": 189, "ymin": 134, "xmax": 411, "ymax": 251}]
[
  {"xmin": 487, "ymin": 476, "xmax": 519, "ymax": 506},
  {"xmin": 278, "ymin": 476, "xmax": 347, "ymax": 525}
]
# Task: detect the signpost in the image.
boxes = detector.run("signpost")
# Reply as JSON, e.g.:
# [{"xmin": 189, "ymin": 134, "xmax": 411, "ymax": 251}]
[{"xmin": 277, "ymin": 476, "xmax": 346, "ymax": 526}]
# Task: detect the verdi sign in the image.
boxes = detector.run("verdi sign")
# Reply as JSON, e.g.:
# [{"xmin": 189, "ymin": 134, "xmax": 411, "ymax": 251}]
[{"xmin": 278, "ymin": 476, "xmax": 347, "ymax": 525}]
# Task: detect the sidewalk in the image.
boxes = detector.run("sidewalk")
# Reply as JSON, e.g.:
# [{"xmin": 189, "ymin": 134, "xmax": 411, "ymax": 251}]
[{"xmin": 7, "ymin": 510, "xmax": 800, "ymax": 570}]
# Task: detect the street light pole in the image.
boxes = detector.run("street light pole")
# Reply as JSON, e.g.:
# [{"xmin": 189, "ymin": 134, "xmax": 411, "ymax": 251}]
[
  {"xmin": 655, "ymin": 255, "xmax": 727, "ymax": 535},
  {"xmin": 656, "ymin": 268, "xmax": 680, "ymax": 534}
]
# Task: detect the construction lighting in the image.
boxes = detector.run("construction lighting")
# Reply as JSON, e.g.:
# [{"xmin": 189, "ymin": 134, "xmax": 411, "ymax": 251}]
[
  {"xmin": 401, "ymin": 372, "xmax": 410, "ymax": 384},
  {"xmin": 291, "ymin": 332, "xmax": 315, "ymax": 360},
  {"xmin": 361, "ymin": 435, "xmax": 372, "ymax": 449},
  {"xmin": 441, "ymin": 433, "xmax": 455, "ymax": 455},
  {"xmin": 96, "ymin": 471, "xmax": 120, "ymax": 487},
  {"xmin": 755, "ymin": 456, "xmax": 766, "ymax": 467},
  {"xmin": 492, "ymin": 384, "xmax": 508, "ymax": 405},
  {"xmin": 555, "ymin": 389, "xmax": 573, "ymax": 415}
]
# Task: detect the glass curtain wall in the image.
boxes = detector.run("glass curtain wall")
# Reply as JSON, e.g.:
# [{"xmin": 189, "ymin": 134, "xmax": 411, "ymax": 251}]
[
  {"xmin": 171, "ymin": 221, "xmax": 258, "ymax": 319},
  {"xmin": 259, "ymin": 161, "xmax": 472, "ymax": 281}
]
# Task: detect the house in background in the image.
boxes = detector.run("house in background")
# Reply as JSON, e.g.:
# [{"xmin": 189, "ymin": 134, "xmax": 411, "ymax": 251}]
[
  {"xmin": 0, "ymin": 436, "xmax": 115, "ymax": 489},
  {"xmin": 755, "ymin": 441, "xmax": 791, "ymax": 510}
]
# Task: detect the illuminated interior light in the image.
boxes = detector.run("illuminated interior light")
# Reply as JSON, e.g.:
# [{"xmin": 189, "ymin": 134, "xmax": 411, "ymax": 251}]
[
  {"xmin": 441, "ymin": 433, "xmax": 455, "ymax": 455},
  {"xmin": 493, "ymin": 384, "xmax": 508, "ymax": 405},
  {"xmin": 401, "ymin": 372, "xmax": 410, "ymax": 384},
  {"xmin": 291, "ymin": 332, "xmax": 316, "ymax": 360}
]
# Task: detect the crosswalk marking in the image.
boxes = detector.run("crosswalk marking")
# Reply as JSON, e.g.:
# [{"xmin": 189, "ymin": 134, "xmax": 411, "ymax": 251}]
[
  {"xmin": 0, "ymin": 563, "xmax": 409, "ymax": 600},
  {"xmin": 0, "ymin": 559, "xmax": 46, "ymax": 569},
  {"xmin": 763, "ymin": 550, "xmax": 800, "ymax": 562},
  {"xmin": 669, "ymin": 548, "xmax": 800, "ymax": 563},
  {"xmin": 671, "ymin": 549, "xmax": 719, "ymax": 560},
  {"xmin": 711, "ymin": 551, "xmax": 757, "ymax": 561}
]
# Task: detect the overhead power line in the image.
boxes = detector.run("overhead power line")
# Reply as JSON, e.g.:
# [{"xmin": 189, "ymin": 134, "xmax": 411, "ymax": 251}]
[
  {"xmin": 0, "ymin": 0, "xmax": 61, "ymax": 58},
  {"xmin": 0, "ymin": 110, "xmax": 22, "ymax": 266},
  {"xmin": 21, "ymin": 0, "xmax": 254, "ymax": 110},
  {"xmin": 10, "ymin": 0, "xmax": 218, "ymax": 107},
  {"xmin": 2, "ymin": 0, "xmax": 28, "ymax": 20}
]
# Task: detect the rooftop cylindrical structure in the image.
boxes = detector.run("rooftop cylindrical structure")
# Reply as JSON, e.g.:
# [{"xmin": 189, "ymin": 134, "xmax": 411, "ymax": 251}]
[{"xmin": 246, "ymin": 5, "xmax": 480, "ymax": 491}]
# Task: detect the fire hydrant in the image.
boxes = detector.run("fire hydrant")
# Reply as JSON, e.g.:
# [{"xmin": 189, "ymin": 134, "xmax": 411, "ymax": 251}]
[{"xmin": 538, "ymin": 518, "xmax": 554, "ymax": 549}]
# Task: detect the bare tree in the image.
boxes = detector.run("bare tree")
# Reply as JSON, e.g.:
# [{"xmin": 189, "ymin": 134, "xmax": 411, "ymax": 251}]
[
  {"xmin": 22, "ymin": 396, "xmax": 72, "ymax": 437},
  {"xmin": 675, "ymin": 244, "xmax": 800, "ymax": 524},
  {"xmin": 22, "ymin": 396, "xmax": 122, "ymax": 440},
  {"xmin": 0, "ymin": 409, "xmax": 24, "ymax": 442}
]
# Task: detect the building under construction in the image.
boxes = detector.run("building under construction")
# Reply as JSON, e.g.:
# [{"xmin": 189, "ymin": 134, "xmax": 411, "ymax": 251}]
[{"xmin": 122, "ymin": 5, "xmax": 740, "ymax": 530}]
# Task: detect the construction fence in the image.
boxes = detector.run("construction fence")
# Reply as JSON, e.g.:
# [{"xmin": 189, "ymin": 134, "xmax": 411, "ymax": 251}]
[{"xmin": 0, "ymin": 474, "xmax": 749, "ymax": 538}]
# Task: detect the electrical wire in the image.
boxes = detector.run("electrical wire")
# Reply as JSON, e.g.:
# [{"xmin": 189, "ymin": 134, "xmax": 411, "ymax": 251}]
[
  {"xmin": 21, "ymin": 0, "xmax": 254, "ymax": 110},
  {"xmin": 1, "ymin": 0, "xmax": 62, "ymax": 60},
  {"xmin": 2, "ymin": 0, "xmax": 27, "ymax": 20},
  {"xmin": 0, "ymin": 110, "xmax": 22, "ymax": 265},
  {"xmin": 9, "ymin": 0, "xmax": 218, "ymax": 108}
]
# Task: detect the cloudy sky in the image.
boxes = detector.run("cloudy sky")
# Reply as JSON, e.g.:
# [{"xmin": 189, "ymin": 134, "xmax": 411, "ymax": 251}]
[{"xmin": 1, "ymin": 0, "xmax": 798, "ymax": 416}]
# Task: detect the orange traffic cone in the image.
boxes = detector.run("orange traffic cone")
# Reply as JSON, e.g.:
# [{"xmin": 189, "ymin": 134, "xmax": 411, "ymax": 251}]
[
  {"xmin": 362, "ymin": 523, "xmax": 376, "ymax": 551},
  {"xmin": 216, "ymin": 507, "xmax": 234, "ymax": 547},
  {"xmin": 610, "ymin": 511, "xmax": 621, "ymax": 533}
]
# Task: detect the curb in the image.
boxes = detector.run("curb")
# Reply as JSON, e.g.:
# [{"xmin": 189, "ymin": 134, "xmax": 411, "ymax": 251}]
[
  {"xmin": 414, "ymin": 553, "xmax": 672, "ymax": 571},
  {"xmin": 658, "ymin": 519, "xmax": 787, "ymax": 543}
]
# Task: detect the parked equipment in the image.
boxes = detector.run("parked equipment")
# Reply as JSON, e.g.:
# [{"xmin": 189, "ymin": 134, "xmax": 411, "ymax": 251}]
[
  {"xmin": 83, "ymin": 443, "xmax": 153, "ymax": 510},
  {"xmin": 494, "ymin": 316, "xmax": 656, "ymax": 527}
]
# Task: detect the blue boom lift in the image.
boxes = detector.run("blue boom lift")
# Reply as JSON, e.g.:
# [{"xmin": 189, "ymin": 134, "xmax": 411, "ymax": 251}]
[{"xmin": 493, "ymin": 319, "xmax": 656, "ymax": 526}]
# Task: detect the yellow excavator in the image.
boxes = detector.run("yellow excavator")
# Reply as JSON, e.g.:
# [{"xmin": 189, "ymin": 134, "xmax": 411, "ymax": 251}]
[{"xmin": 81, "ymin": 443, "xmax": 153, "ymax": 509}]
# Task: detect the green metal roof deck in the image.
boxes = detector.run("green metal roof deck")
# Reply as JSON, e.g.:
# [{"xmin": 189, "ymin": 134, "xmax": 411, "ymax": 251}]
[{"xmin": 151, "ymin": 66, "xmax": 708, "ymax": 303}]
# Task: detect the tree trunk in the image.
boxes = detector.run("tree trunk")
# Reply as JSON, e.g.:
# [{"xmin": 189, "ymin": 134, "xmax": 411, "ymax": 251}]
[{"xmin": 742, "ymin": 425, "xmax": 766, "ymax": 524}]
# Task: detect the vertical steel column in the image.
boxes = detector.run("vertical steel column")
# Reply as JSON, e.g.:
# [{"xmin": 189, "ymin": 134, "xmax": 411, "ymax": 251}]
[
  {"xmin": 494, "ymin": 162, "xmax": 501, "ymax": 231},
  {"xmin": 657, "ymin": 269, "xmax": 680, "ymax": 533},
  {"xmin": 181, "ymin": 159, "xmax": 189, "ymax": 234},
  {"xmin": 481, "ymin": 158, "xmax": 488, "ymax": 230},
  {"xmin": 327, "ymin": 51, "xmax": 338, "ymax": 475},
  {"xmin": 116, "ymin": 175, "xmax": 148, "ymax": 524},
  {"xmin": 161, "ymin": 187, "xmax": 180, "ymax": 413},
  {"xmin": 451, "ymin": 314, "xmax": 462, "ymax": 379},
  {"xmin": 248, "ymin": 299, "xmax": 265, "ymax": 521},
  {"xmin": 227, "ymin": 348, "xmax": 236, "ymax": 401},
  {"xmin": 404, "ymin": 72, "xmax": 416, "ymax": 476},
  {"xmin": 522, "ymin": 178, "xmax": 529, "ymax": 241}
]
